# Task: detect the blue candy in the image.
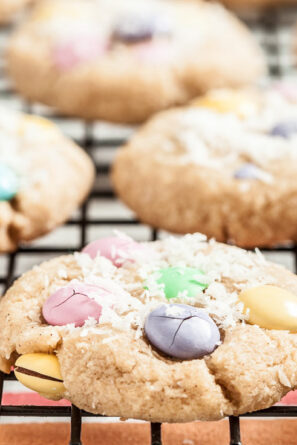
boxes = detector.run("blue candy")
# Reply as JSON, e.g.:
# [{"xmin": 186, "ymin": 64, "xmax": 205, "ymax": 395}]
[
  {"xmin": 270, "ymin": 121, "xmax": 297, "ymax": 139},
  {"xmin": 0, "ymin": 164, "xmax": 19, "ymax": 201},
  {"xmin": 145, "ymin": 304, "xmax": 220, "ymax": 360}
]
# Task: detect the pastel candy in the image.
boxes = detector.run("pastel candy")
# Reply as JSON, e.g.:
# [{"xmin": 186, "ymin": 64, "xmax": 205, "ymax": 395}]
[
  {"xmin": 0, "ymin": 164, "xmax": 19, "ymax": 201},
  {"xmin": 145, "ymin": 304, "xmax": 220, "ymax": 359},
  {"xmin": 193, "ymin": 90, "xmax": 259, "ymax": 118},
  {"xmin": 233, "ymin": 163, "xmax": 268, "ymax": 181},
  {"xmin": 155, "ymin": 266, "xmax": 207, "ymax": 300},
  {"xmin": 273, "ymin": 82, "xmax": 297, "ymax": 102},
  {"xmin": 112, "ymin": 13, "xmax": 171, "ymax": 44},
  {"xmin": 14, "ymin": 353, "xmax": 65, "ymax": 400},
  {"xmin": 42, "ymin": 282, "xmax": 102, "ymax": 327},
  {"xmin": 270, "ymin": 121, "xmax": 297, "ymax": 139},
  {"xmin": 239, "ymin": 285, "xmax": 297, "ymax": 331},
  {"xmin": 82, "ymin": 236, "xmax": 144, "ymax": 266},
  {"xmin": 53, "ymin": 33, "xmax": 105, "ymax": 70}
]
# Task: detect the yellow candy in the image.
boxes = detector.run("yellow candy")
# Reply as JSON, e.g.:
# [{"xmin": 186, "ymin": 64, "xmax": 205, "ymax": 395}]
[
  {"xmin": 192, "ymin": 89, "xmax": 259, "ymax": 119},
  {"xmin": 20, "ymin": 115, "xmax": 55, "ymax": 132},
  {"xmin": 14, "ymin": 353, "xmax": 65, "ymax": 400},
  {"xmin": 239, "ymin": 285, "xmax": 297, "ymax": 331}
]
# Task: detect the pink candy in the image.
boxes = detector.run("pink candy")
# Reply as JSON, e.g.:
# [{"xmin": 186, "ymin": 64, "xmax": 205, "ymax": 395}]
[
  {"xmin": 82, "ymin": 236, "xmax": 145, "ymax": 267},
  {"xmin": 53, "ymin": 33, "xmax": 106, "ymax": 71},
  {"xmin": 273, "ymin": 82, "xmax": 297, "ymax": 103},
  {"xmin": 42, "ymin": 282, "xmax": 103, "ymax": 327},
  {"xmin": 132, "ymin": 41, "xmax": 173, "ymax": 64}
]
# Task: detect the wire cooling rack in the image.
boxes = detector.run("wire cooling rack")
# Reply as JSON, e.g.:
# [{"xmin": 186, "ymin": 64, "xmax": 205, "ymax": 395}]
[{"xmin": 1, "ymin": 5, "xmax": 297, "ymax": 445}]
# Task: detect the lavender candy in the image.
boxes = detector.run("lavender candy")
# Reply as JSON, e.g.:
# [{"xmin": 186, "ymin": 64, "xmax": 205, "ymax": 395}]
[
  {"xmin": 145, "ymin": 304, "xmax": 220, "ymax": 360},
  {"xmin": 112, "ymin": 13, "xmax": 171, "ymax": 44},
  {"xmin": 233, "ymin": 163, "xmax": 268, "ymax": 181},
  {"xmin": 270, "ymin": 121, "xmax": 297, "ymax": 139}
]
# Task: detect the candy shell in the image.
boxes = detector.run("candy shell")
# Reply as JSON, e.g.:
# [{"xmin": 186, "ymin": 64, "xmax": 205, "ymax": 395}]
[
  {"xmin": 155, "ymin": 266, "xmax": 207, "ymax": 300},
  {"xmin": 53, "ymin": 33, "xmax": 106, "ymax": 70},
  {"xmin": 233, "ymin": 163, "xmax": 271, "ymax": 182},
  {"xmin": 193, "ymin": 90, "xmax": 259, "ymax": 118},
  {"xmin": 270, "ymin": 121, "xmax": 297, "ymax": 139},
  {"xmin": 82, "ymin": 236, "xmax": 145, "ymax": 267},
  {"xmin": 145, "ymin": 304, "xmax": 220, "ymax": 359},
  {"xmin": 0, "ymin": 164, "xmax": 19, "ymax": 201},
  {"xmin": 112, "ymin": 12, "xmax": 171, "ymax": 44},
  {"xmin": 42, "ymin": 282, "xmax": 103, "ymax": 327},
  {"xmin": 14, "ymin": 353, "xmax": 65, "ymax": 400},
  {"xmin": 239, "ymin": 285, "xmax": 297, "ymax": 331}
]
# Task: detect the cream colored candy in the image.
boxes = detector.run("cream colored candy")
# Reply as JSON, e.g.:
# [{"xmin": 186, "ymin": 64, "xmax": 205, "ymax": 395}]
[
  {"xmin": 192, "ymin": 89, "xmax": 260, "ymax": 118},
  {"xmin": 239, "ymin": 285, "xmax": 297, "ymax": 331},
  {"xmin": 14, "ymin": 353, "xmax": 65, "ymax": 400}
]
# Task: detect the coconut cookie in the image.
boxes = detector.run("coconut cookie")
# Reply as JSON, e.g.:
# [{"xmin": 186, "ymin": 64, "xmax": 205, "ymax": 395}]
[
  {"xmin": 6, "ymin": 0, "xmax": 265, "ymax": 124},
  {"xmin": 113, "ymin": 86, "xmax": 297, "ymax": 248},
  {"xmin": 214, "ymin": 0, "xmax": 297, "ymax": 10},
  {"xmin": 0, "ymin": 0, "xmax": 33, "ymax": 23},
  {"xmin": 0, "ymin": 109, "xmax": 94, "ymax": 252},
  {"xmin": 1, "ymin": 233, "xmax": 297, "ymax": 422}
]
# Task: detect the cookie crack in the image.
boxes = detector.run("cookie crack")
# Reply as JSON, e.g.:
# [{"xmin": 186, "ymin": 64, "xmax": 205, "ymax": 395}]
[{"xmin": 204, "ymin": 359, "xmax": 240, "ymax": 409}]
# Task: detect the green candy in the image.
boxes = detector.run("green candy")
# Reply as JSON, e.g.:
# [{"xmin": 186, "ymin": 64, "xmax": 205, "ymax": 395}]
[
  {"xmin": 156, "ymin": 266, "xmax": 208, "ymax": 300},
  {"xmin": 0, "ymin": 164, "xmax": 19, "ymax": 201}
]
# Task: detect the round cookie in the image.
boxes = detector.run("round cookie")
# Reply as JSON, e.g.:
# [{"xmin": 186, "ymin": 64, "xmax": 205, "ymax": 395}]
[
  {"xmin": 0, "ymin": 109, "xmax": 94, "ymax": 252},
  {"xmin": 1, "ymin": 233, "xmax": 297, "ymax": 422},
  {"xmin": 0, "ymin": 0, "xmax": 33, "ymax": 23},
  {"xmin": 213, "ymin": 0, "xmax": 297, "ymax": 10},
  {"xmin": 7, "ymin": 0, "xmax": 265, "ymax": 124},
  {"xmin": 112, "ymin": 86, "xmax": 297, "ymax": 248}
]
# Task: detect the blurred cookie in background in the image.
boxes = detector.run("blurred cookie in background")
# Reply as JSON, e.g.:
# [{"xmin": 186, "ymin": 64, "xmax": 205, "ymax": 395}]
[
  {"xmin": 0, "ymin": 109, "xmax": 94, "ymax": 252},
  {"xmin": 7, "ymin": 0, "xmax": 265, "ymax": 124},
  {"xmin": 211, "ymin": 0, "xmax": 297, "ymax": 10},
  {"xmin": 0, "ymin": 0, "xmax": 34, "ymax": 24},
  {"xmin": 112, "ymin": 85, "xmax": 297, "ymax": 248}
]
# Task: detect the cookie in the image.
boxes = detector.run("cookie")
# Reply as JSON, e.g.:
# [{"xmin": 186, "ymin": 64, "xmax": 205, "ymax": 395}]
[
  {"xmin": 0, "ymin": 109, "xmax": 94, "ymax": 252},
  {"xmin": 112, "ymin": 86, "xmax": 297, "ymax": 248},
  {"xmin": 215, "ymin": 0, "xmax": 297, "ymax": 9},
  {"xmin": 0, "ymin": 0, "xmax": 33, "ymax": 23},
  {"xmin": 1, "ymin": 233, "xmax": 297, "ymax": 422},
  {"xmin": 6, "ymin": 0, "xmax": 265, "ymax": 124}
]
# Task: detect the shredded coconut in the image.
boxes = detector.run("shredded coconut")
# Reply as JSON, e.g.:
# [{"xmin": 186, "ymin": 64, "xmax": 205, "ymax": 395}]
[{"xmin": 73, "ymin": 232, "xmax": 277, "ymax": 335}]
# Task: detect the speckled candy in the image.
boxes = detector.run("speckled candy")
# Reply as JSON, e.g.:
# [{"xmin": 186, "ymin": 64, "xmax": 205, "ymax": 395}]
[
  {"xmin": 82, "ymin": 236, "xmax": 145, "ymax": 267},
  {"xmin": 155, "ymin": 266, "xmax": 207, "ymax": 300},
  {"xmin": 239, "ymin": 285, "xmax": 297, "ymax": 331},
  {"xmin": 0, "ymin": 164, "xmax": 19, "ymax": 201},
  {"xmin": 14, "ymin": 353, "xmax": 65, "ymax": 400},
  {"xmin": 42, "ymin": 282, "xmax": 103, "ymax": 327},
  {"xmin": 145, "ymin": 304, "xmax": 220, "ymax": 359},
  {"xmin": 270, "ymin": 121, "xmax": 297, "ymax": 139}
]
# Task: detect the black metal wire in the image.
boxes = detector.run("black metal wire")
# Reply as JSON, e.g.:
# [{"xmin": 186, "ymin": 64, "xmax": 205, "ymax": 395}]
[{"xmin": 1, "ymin": 6, "xmax": 297, "ymax": 445}]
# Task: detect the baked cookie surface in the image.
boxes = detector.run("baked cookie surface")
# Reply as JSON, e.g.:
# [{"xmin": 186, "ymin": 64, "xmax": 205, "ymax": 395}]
[
  {"xmin": 214, "ymin": 0, "xmax": 297, "ymax": 10},
  {"xmin": 1, "ymin": 233, "xmax": 297, "ymax": 422},
  {"xmin": 0, "ymin": 109, "xmax": 94, "ymax": 252},
  {"xmin": 7, "ymin": 0, "xmax": 265, "ymax": 124},
  {"xmin": 113, "ymin": 86, "xmax": 297, "ymax": 248},
  {"xmin": 0, "ymin": 0, "xmax": 33, "ymax": 23}
]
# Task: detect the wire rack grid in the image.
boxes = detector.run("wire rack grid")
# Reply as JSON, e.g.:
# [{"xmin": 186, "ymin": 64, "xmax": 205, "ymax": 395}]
[{"xmin": 1, "ymin": 6, "xmax": 297, "ymax": 445}]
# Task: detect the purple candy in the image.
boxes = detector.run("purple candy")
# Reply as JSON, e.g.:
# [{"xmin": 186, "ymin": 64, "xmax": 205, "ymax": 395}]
[
  {"xmin": 145, "ymin": 304, "xmax": 220, "ymax": 360},
  {"xmin": 270, "ymin": 121, "xmax": 297, "ymax": 139},
  {"xmin": 233, "ymin": 163, "xmax": 266, "ymax": 180},
  {"xmin": 112, "ymin": 13, "xmax": 171, "ymax": 44}
]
